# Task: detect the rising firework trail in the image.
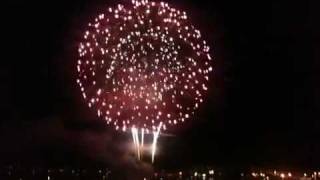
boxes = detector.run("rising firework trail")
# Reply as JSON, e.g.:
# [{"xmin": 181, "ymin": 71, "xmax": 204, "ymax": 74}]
[
  {"xmin": 131, "ymin": 127, "xmax": 141, "ymax": 159},
  {"xmin": 141, "ymin": 128, "xmax": 144, "ymax": 158},
  {"xmin": 76, "ymin": 0, "xmax": 213, "ymax": 162},
  {"xmin": 151, "ymin": 122, "xmax": 162, "ymax": 163}
]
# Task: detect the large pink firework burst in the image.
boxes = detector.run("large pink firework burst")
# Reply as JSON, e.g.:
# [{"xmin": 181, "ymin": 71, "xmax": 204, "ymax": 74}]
[{"xmin": 77, "ymin": 0, "xmax": 213, "ymax": 134}]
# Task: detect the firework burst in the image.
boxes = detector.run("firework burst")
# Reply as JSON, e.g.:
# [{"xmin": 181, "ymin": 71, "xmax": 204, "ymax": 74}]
[{"xmin": 76, "ymin": 0, "xmax": 212, "ymax": 162}]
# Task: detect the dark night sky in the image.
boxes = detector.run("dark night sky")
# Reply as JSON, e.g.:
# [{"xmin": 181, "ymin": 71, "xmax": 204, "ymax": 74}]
[{"xmin": 0, "ymin": 0, "xmax": 319, "ymax": 171}]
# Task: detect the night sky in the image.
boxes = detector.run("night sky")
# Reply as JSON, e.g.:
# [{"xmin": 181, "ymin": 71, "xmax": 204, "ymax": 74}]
[{"xmin": 0, "ymin": 0, "xmax": 318, "ymax": 172}]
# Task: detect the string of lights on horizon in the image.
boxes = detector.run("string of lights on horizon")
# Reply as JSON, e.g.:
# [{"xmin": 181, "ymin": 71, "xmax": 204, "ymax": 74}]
[{"xmin": 3, "ymin": 166, "xmax": 320, "ymax": 180}]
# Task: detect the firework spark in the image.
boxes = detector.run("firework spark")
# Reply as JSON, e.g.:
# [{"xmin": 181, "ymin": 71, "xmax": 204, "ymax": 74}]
[{"xmin": 77, "ymin": 0, "xmax": 212, "ymax": 162}]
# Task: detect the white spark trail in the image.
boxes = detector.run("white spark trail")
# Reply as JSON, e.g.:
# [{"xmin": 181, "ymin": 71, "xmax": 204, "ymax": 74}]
[
  {"xmin": 141, "ymin": 128, "xmax": 144, "ymax": 158},
  {"xmin": 131, "ymin": 127, "xmax": 136, "ymax": 148},
  {"xmin": 151, "ymin": 122, "xmax": 163, "ymax": 163},
  {"xmin": 131, "ymin": 127, "xmax": 141, "ymax": 160},
  {"xmin": 135, "ymin": 128, "xmax": 141, "ymax": 160}
]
